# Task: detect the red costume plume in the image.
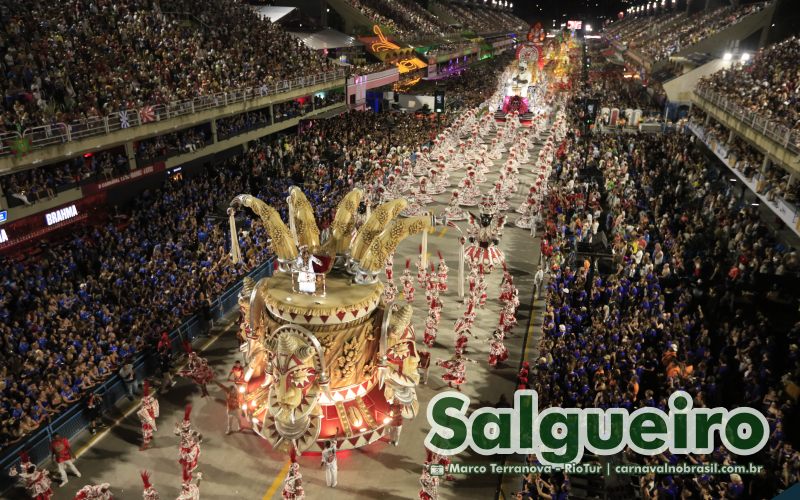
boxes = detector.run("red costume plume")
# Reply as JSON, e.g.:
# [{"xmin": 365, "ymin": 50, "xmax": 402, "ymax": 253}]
[
  {"xmin": 183, "ymin": 404, "xmax": 192, "ymax": 422},
  {"xmin": 437, "ymin": 251, "xmax": 443, "ymax": 262},
  {"xmin": 142, "ymin": 381, "xmax": 150, "ymax": 398},
  {"xmin": 182, "ymin": 341, "xmax": 193, "ymax": 354},
  {"xmin": 141, "ymin": 470, "xmax": 153, "ymax": 489},
  {"xmin": 19, "ymin": 451, "xmax": 30, "ymax": 464},
  {"xmin": 405, "ymin": 259, "xmax": 411, "ymax": 269},
  {"xmin": 289, "ymin": 447, "xmax": 297, "ymax": 463}
]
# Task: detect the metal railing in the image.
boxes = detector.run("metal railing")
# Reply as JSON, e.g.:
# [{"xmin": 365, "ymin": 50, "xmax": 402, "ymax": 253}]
[
  {"xmin": 694, "ymin": 86, "xmax": 800, "ymax": 155},
  {"xmin": 0, "ymin": 69, "xmax": 346, "ymax": 157},
  {"xmin": 0, "ymin": 258, "xmax": 274, "ymax": 492}
]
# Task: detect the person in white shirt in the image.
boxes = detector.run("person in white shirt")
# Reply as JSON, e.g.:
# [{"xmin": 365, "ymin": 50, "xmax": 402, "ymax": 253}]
[
  {"xmin": 321, "ymin": 440, "xmax": 338, "ymax": 488},
  {"xmin": 533, "ymin": 267, "xmax": 545, "ymax": 300}
]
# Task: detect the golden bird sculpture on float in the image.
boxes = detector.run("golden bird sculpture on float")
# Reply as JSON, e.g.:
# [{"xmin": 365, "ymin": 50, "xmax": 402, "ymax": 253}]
[{"xmin": 226, "ymin": 186, "xmax": 434, "ymax": 457}]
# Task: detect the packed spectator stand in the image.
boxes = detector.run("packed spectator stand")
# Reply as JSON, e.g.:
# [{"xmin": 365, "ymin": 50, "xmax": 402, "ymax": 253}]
[
  {"xmin": 0, "ymin": 0, "xmax": 333, "ymax": 133},
  {"xmin": 696, "ymin": 36, "xmax": 800, "ymax": 147},
  {"xmin": 605, "ymin": 2, "xmax": 769, "ymax": 64}
]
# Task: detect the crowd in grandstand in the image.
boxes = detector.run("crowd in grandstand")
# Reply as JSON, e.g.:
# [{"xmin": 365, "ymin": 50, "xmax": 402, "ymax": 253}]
[
  {"xmin": 0, "ymin": 0, "xmax": 333, "ymax": 133},
  {"xmin": 513, "ymin": 101, "xmax": 799, "ymax": 498},
  {"xmin": 608, "ymin": 2, "xmax": 767, "ymax": 63},
  {"xmin": 697, "ymin": 36, "xmax": 800, "ymax": 138},
  {"xmin": 689, "ymin": 109, "xmax": 800, "ymax": 207}
]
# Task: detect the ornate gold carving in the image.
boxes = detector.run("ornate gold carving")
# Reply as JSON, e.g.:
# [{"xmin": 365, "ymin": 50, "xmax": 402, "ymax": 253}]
[
  {"xmin": 321, "ymin": 189, "xmax": 363, "ymax": 255},
  {"xmin": 288, "ymin": 187, "xmax": 321, "ymax": 252},
  {"xmin": 351, "ymin": 199, "xmax": 408, "ymax": 260},
  {"xmin": 231, "ymin": 194, "xmax": 297, "ymax": 260},
  {"xmin": 360, "ymin": 216, "xmax": 431, "ymax": 271}
]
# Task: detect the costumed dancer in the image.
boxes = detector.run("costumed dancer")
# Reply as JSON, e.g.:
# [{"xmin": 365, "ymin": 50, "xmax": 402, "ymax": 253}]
[
  {"xmin": 425, "ymin": 449, "xmax": 455, "ymax": 482},
  {"xmin": 174, "ymin": 405, "xmax": 202, "ymax": 484},
  {"xmin": 50, "ymin": 433, "xmax": 81, "ymax": 487},
  {"xmin": 464, "ymin": 196, "xmax": 506, "ymax": 273},
  {"xmin": 476, "ymin": 268, "xmax": 488, "ymax": 309},
  {"xmin": 443, "ymin": 191, "xmax": 468, "ymax": 221},
  {"xmin": 436, "ymin": 252, "xmax": 448, "ymax": 293},
  {"xmin": 9, "ymin": 452, "xmax": 52, "ymax": 500},
  {"xmin": 416, "ymin": 246, "xmax": 427, "ymax": 287},
  {"xmin": 436, "ymin": 348, "xmax": 476, "ymax": 391},
  {"xmin": 214, "ymin": 382, "xmax": 243, "ymax": 435},
  {"xmin": 176, "ymin": 473, "xmax": 202, "ymax": 500},
  {"xmin": 282, "ymin": 456, "xmax": 305, "ymax": 499},
  {"xmin": 386, "ymin": 402, "xmax": 404, "ymax": 446},
  {"xmin": 138, "ymin": 381, "xmax": 160, "ymax": 450},
  {"xmin": 499, "ymin": 302, "xmax": 518, "ymax": 334},
  {"xmin": 178, "ymin": 345, "xmax": 214, "ymax": 398},
  {"xmin": 72, "ymin": 484, "xmax": 112, "ymax": 500},
  {"xmin": 453, "ymin": 302, "xmax": 476, "ymax": 353},
  {"xmin": 383, "ymin": 254, "xmax": 398, "ymax": 303},
  {"xmin": 487, "ymin": 329, "xmax": 509, "ymax": 368},
  {"xmin": 418, "ymin": 349, "xmax": 431, "ymax": 385},
  {"xmin": 400, "ymin": 259, "xmax": 415, "ymax": 303},
  {"xmin": 141, "ymin": 471, "xmax": 159, "ymax": 500},
  {"xmin": 423, "ymin": 311, "xmax": 438, "ymax": 348},
  {"xmin": 418, "ymin": 469, "xmax": 439, "ymax": 500}
]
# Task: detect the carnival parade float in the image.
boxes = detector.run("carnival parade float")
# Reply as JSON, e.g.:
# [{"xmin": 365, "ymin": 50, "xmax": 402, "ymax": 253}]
[{"xmin": 226, "ymin": 187, "xmax": 432, "ymax": 456}]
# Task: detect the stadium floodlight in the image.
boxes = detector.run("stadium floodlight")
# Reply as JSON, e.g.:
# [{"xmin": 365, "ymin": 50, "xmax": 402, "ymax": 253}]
[
  {"xmin": 723, "ymin": 52, "xmax": 733, "ymax": 62},
  {"xmin": 740, "ymin": 52, "xmax": 750, "ymax": 62}
]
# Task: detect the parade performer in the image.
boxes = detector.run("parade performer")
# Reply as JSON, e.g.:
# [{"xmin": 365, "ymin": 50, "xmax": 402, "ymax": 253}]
[
  {"xmin": 436, "ymin": 252, "xmax": 448, "ymax": 293},
  {"xmin": 423, "ymin": 311, "xmax": 438, "ymax": 348},
  {"xmin": 9, "ymin": 452, "xmax": 52, "ymax": 500},
  {"xmin": 73, "ymin": 483, "xmax": 112, "ymax": 500},
  {"xmin": 499, "ymin": 302, "xmax": 518, "ymax": 334},
  {"xmin": 425, "ymin": 449, "xmax": 455, "ymax": 481},
  {"xmin": 282, "ymin": 461, "xmax": 305, "ymax": 499},
  {"xmin": 443, "ymin": 190, "xmax": 468, "ymax": 221},
  {"xmin": 176, "ymin": 473, "xmax": 202, "ymax": 500},
  {"xmin": 487, "ymin": 329, "xmax": 509, "ymax": 367},
  {"xmin": 141, "ymin": 471, "xmax": 159, "ymax": 500},
  {"xmin": 418, "ymin": 349, "xmax": 431, "ymax": 385},
  {"xmin": 174, "ymin": 405, "xmax": 202, "ymax": 484},
  {"xmin": 418, "ymin": 468, "xmax": 439, "ymax": 500},
  {"xmin": 476, "ymin": 270, "xmax": 488, "ymax": 308},
  {"xmin": 383, "ymin": 254, "xmax": 398, "ymax": 303},
  {"xmin": 400, "ymin": 259, "xmax": 415, "ymax": 303},
  {"xmin": 214, "ymin": 382, "xmax": 243, "ymax": 434},
  {"xmin": 386, "ymin": 402, "xmax": 404, "ymax": 446},
  {"xmin": 416, "ymin": 247, "xmax": 427, "ymax": 287},
  {"xmin": 138, "ymin": 381, "xmax": 160, "ymax": 450},
  {"xmin": 178, "ymin": 346, "xmax": 214, "ymax": 398},
  {"xmin": 436, "ymin": 348, "xmax": 476, "ymax": 391},
  {"xmin": 321, "ymin": 440, "xmax": 338, "ymax": 488},
  {"xmin": 50, "ymin": 432, "xmax": 81, "ymax": 487},
  {"xmin": 465, "ymin": 196, "xmax": 506, "ymax": 273}
]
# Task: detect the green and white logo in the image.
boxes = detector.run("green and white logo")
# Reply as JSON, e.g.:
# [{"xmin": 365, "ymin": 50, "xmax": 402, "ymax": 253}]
[{"xmin": 424, "ymin": 390, "xmax": 769, "ymax": 466}]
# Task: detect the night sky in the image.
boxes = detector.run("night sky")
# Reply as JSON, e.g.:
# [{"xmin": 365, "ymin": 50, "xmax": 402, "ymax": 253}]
[{"xmin": 513, "ymin": 0, "xmax": 631, "ymax": 29}]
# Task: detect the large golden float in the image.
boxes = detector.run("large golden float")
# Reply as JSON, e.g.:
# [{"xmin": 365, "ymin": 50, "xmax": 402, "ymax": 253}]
[{"xmin": 228, "ymin": 188, "xmax": 431, "ymax": 454}]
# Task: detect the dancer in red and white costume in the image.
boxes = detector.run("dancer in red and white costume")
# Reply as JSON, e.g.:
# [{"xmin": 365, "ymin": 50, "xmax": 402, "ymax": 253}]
[
  {"xmin": 178, "ymin": 347, "xmax": 214, "ymax": 398},
  {"xmin": 436, "ymin": 348, "xmax": 476, "ymax": 391},
  {"xmin": 140, "ymin": 471, "xmax": 159, "ymax": 500},
  {"xmin": 418, "ymin": 468, "xmax": 439, "ymax": 500},
  {"xmin": 416, "ymin": 249, "xmax": 427, "ymax": 287},
  {"xmin": 423, "ymin": 311, "xmax": 438, "ymax": 348},
  {"xmin": 174, "ymin": 405, "xmax": 202, "ymax": 484},
  {"xmin": 453, "ymin": 302, "xmax": 477, "ymax": 353},
  {"xmin": 465, "ymin": 197, "xmax": 506, "ymax": 273},
  {"xmin": 476, "ymin": 269, "xmax": 488, "ymax": 309},
  {"xmin": 499, "ymin": 302, "xmax": 518, "ymax": 334},
  {"xmin": 443, "ymin": 191, "xmax": 468, "ymax": 221},
  {"xmin": 425, "ymin": 449, "xmax": 455, "ymax": 482},
  {"xmin": 72, "ymin": 483, "xmax": 112, "ymax": 500},
  {"xmin": 138, "ymin": 381, "xmax": 160, "ymax": 450},
  {"xmin": 282, "ymin": 459, "xmax": 305, "ymax": 499},
  {"xmin": 400, "ymin": 259, "xmax": 415, "ymax": 303},
  {"xmin": 176, "ymin": 473, "xmax": 202, "ymax": 500},
  {"xmin": 9, "ymin": 452, "xmax": 52, "ymax": 500},
  {"xmin": 436, "ymin": 253, "xmax": 448, "ymax": 293},
  {"xmin": 487, "ymin": 329, "xmax": 509, "ymax": 368},
  {"xmin": 383, "ymin": 254, "xmax": 398, "ymax": 303}
]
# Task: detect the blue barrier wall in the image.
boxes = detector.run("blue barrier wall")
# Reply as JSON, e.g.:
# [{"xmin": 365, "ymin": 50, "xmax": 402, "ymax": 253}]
[{"xmin": 0, "ymin": 258, "xmax": 274, "ymax": 491}]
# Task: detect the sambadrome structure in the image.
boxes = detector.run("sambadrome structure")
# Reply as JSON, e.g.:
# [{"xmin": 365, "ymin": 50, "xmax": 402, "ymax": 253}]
[{"xmin": 228, "ymin": 187, "xmax": 431, "ymax": 455}]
